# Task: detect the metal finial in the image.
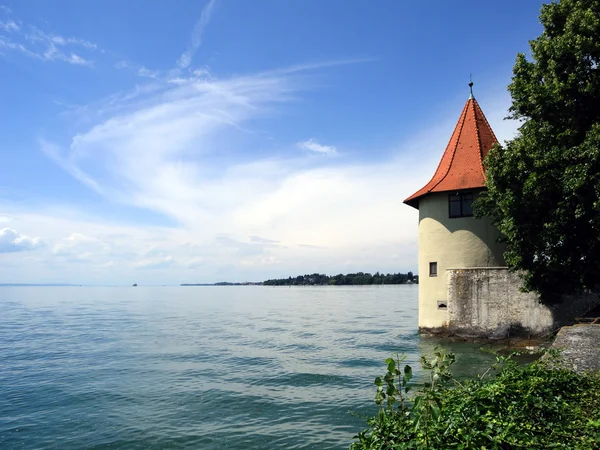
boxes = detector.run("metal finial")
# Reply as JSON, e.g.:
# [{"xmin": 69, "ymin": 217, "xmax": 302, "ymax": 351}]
[{"xmin": 468, "ymin": 75, "xmax": 474, "ymax": 99}]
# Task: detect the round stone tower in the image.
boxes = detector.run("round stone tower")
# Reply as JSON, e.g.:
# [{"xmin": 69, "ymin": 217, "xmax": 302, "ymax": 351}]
[{"xmin": 403, "ymin": 85, "xmax": 506, "ymax": 331}]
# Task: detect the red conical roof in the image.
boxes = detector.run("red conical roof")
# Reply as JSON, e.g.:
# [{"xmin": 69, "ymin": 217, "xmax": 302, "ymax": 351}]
[{"xmin": 404, "ymin": 96, "xmax": 498, "ymax": 209}]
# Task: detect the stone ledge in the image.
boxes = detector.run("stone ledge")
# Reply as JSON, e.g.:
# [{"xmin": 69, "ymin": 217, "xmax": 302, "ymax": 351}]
[
  {"xmin": 549, "ymin": 324, "xmax": 600, "ymax": 374},
  {"xmin": 420, "ymin": 324, "xmax": 555, "ymax": 341}
]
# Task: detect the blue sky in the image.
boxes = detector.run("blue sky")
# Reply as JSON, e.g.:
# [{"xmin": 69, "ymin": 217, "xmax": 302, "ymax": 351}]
[{"xmin": 0, "ymin": 0, "xmax": 544, "ymax": 284}]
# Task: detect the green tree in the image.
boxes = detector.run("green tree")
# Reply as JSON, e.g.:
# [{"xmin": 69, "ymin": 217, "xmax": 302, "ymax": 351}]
[{"xmin": 477, "ymin": 0, "xmax": 600, "ymax": 302}]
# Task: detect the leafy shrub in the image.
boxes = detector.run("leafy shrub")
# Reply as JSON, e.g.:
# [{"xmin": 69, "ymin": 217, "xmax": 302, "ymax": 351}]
[{"xmin": 351, "ymin": 349, "xmax": 600, "ymax": 449}]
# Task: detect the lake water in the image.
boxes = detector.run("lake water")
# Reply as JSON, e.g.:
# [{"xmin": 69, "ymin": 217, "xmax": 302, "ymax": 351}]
[{"xmin": 0, "ymin": 286, "xmax": 499, "ymax": 449}]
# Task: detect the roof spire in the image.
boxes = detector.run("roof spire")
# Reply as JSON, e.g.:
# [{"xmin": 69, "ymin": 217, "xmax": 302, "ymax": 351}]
[{"xmin": 469, "ymin": 75, "xmax": 474, "ymax": 99}]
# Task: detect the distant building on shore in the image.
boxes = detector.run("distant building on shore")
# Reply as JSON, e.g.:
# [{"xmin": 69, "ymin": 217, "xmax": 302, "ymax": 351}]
[{"xmin": 403, "ymin": 83, "xmax": 597, "ymax": 338}]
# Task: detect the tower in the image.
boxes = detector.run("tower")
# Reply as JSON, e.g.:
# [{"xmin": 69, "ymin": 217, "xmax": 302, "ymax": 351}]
[{"xmin": 404, "ymin": 83, "xmax": 506, "ymax": 332}]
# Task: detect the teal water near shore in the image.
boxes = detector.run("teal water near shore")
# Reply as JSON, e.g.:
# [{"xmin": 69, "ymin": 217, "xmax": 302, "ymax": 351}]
[{"xmin": 0, "ymin": 286, "xmax": 498, "ymax": 449}]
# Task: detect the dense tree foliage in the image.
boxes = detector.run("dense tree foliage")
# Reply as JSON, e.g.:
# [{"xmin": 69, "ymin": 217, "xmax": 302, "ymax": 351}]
[
  {"xmin": 476, "ymin": 0, "xmax": 600, "ymax": 301},
  {"xmin": 263, "ymin": 272, "xmax": 416, "ymax": 286}
]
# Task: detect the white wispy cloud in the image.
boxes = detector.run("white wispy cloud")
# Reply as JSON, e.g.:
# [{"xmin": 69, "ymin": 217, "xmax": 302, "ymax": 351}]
[
  {"xmin": 0, "ymin": 19, "xmax": 99, "ymax": 66},
  {"xmin": 193, "ymin": 67, "xmax": 211, "ymax": 79},
  {"xmin": 27, "ymin": 57, "xmax": 519, "ymax": 284},
  {"xmin": 0, "ymin": 227, "xmax": 42, "ymax": 253},
  {"xmin": 0, "ymin": 20, "xmax": 18, "ymax": 32},
  {"xmin": 137, "ymin": 66, "xmax": 159, "ymax": 78},
  {"xmin": 250, "ymin": 236, "xmax": 280, "ymax": 244},
  {"xmin": 0, "ymin": 37, "xmax": 39, "ymax": 58},
  {"xmin": 66, "ymin": 52, "xmax": 89, "ymax": 65},
  {"xmin": 40, "ymin": 139, "xmax": 106, "ymax": 195},
  {"xmin": 34, "ymin": 60, "xmax": 424, "ymax": 281},
  {"xmin": 177, "ymin": 0, "xmax": 217, "ymax": 69},
  {"xmin": 135, "ymin": 256, "xmax": 174, "ymax": 269},
  {"xmin": 38, "ymin": 85, "xmax": 351, "ymax": 276},
  {"xmin": 115, "ymin": 60, "xmax": 160, "ymax": 79},
  {"xmin": 297, "ymin": 138, "xmax": 338, "ymax": 155},
  {"xmin": 43, "ymin": 41, "xmax": 92, "ymax": 66},
  {"xmin": 52, "ymin": 233, "xmax": 109, "ymax": 261},
  {"xmin": 50, "ymin": 35, "xmax": 99, "ymax": 51}
]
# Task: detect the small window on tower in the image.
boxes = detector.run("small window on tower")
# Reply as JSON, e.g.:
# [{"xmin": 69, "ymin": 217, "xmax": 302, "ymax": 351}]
[
  {"xmin": 462, "ymin": 193, "xmax": 474, "ymax": 216},
  {"xmin": 429, "ymin": 262, "xmax": 437, "ymax": 277},
  {"xmin": 449, "ymin": 192, "xmax": 474, "ymax": 218},
  {"xmin": 449, "ymin": 195, "xmax": 462, "ymax": 217}
]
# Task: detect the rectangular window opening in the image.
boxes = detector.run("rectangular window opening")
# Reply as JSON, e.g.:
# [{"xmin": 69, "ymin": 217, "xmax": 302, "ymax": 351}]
[
  {"xmin": 429, "ymin": 262, "xmax": 437, "ymax": 277},
  {"xmin": 449, "ymin": 192, "xmax": 474, "ymax": 218}
]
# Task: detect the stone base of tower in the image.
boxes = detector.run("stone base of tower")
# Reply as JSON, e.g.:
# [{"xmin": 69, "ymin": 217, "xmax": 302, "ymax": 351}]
[{"xmin": 419, "ymin": 268, "xmax": 599, "ymax": 339}]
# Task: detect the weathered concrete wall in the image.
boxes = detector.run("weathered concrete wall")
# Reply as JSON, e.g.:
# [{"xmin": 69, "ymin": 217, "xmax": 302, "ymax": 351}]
[
  {"xmin": 417, "ymin": 191, "xmax": 505, "ymax": 329},
  {"xmin": 446, "ymin": 268, "xmax": 600, "ymax": 338}
]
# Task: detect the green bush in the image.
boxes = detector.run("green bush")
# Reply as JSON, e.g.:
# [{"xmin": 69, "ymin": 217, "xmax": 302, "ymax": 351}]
[{"xmin": 351, "ymin": 349, "xmax": 600, "ymax": 449}]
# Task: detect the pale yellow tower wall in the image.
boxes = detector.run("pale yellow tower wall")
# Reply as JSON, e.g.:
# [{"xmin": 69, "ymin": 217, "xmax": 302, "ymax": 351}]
[{"xmin": 417, "ymin": 190, "xmax": 505, "ymax": 329}]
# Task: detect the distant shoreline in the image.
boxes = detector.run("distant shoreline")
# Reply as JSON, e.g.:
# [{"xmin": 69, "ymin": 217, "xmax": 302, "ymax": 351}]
[
  {"xmin": 183, "ymin": 271, "xmax": 419, "ymax": 287},
  {"xmin": 181, "ymin": 282, "xmax": 262, "ymax": 286},
  {"xmin": 180, "ymin": 284, "xmax": 416, "ymax": 287},
  {"xmin": 262, "ymin": 271, "xmax": 418, "ymax": 286}
]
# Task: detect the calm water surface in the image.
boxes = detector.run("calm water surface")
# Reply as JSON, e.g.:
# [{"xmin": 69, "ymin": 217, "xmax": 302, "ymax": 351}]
[{"xmin": 0, "ymin": 286, "xmax": 497, "ymax": 449}]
